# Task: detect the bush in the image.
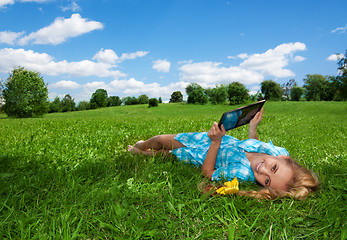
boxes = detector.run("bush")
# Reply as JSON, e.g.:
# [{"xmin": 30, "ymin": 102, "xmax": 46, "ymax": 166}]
[
  {"xmin": 2, "ymin": 67, "xmax": 48, "ymax": 118},
  {"xmin": 148, "ymin": 98, "xmax": 159, "ymax": 107}
]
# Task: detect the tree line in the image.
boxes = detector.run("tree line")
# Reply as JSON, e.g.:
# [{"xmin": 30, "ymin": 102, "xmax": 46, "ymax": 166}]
[
  {"xmin": 48, "ymin": 89, "xmax": 162, "ymax": 113},
  {"xmin": 0, "ymin": 49, "xmax": 346, "ymax": 118}
]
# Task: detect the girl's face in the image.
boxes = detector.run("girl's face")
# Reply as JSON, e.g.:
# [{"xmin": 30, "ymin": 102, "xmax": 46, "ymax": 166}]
[{"xmin": 250, "ymin": 154, "xmax": 293, "ymax": 191}]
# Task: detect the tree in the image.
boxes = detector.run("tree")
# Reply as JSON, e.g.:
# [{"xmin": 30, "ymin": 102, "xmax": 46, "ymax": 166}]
[
  {"xmin": 61, "ymin": 94, "xmax": 75, "ymax": 112},
  {"xmin": 107, "ymin": 96, "xmax": 122, "ymax": 107},
  {"xmin": 227, "ymin": 82, "xmax": 249, "ymax": 105},
  {"xmin": 138, "ymin": 94, "xmax": 149, "ymax": 104},
  {"xmin": 290, "ymin": 86, "xmax": 305, "ymax": 101},
  {"xmin": 170, "ymin": 91, "xmax": 183, "ymax": 103},
  {"xmin": 148, "ymin": 98, "xmax": 158, "ymax": 107},
  {"xmin": 208, "ymin": 85, "xmax": 228, "ymax": 104},
  {"xmin": 49, "ymin": 96, "xmax": 62, "ymax": 113},
  {"xmin": 261, "ymin": 80, "xmax": 283, "ymax": 101},
  {"xmin": 336, "ymin": 50, "xmax": 347, "ymax": 100},
  {"xmin": 77, "ymin": 100, "xmax": 90, "ymax": 111},
  {"xmin": 90, "ymin": 89, "xmax": 108, "ymax": 109},
  {"xmin": 186, "ymin": 83, "xmax": 208, "ymax": 104},
  {"xmin": 158, "ymin": 97, "xmax": 162, "ymax": 103},
  {"xmin": 2, "ymin": 67, "xmax": 48, "ymax": 118},
  {"xmin": 281, "ymin": 79, "xmax": 297, "ymax": 100},
  {"xmin": 303, "ymin": 74, "xmax": 328, "ymax": 101}
]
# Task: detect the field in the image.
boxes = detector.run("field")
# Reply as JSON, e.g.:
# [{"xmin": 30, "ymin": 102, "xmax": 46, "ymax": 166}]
[{"xmin": 0, "ymin": 101, "xmax": 346, "ymax": 239}]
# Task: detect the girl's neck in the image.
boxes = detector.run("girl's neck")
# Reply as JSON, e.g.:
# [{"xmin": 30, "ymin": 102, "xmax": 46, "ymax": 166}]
[{"xmin": 245, "ymin": 151, "xmax": 265, "ymax": 163}]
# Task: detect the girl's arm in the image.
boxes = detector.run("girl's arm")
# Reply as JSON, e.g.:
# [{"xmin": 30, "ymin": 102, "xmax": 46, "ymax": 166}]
[
  {"xmin": 201, "ymin": 122, "xmax": 226, "ymax": 179},
  {"xmin": 249, "ymin": 107, "xmax": 263, "ymax": 140}
]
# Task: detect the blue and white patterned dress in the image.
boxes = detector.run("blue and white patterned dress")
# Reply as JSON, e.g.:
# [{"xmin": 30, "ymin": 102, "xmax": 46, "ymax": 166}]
[{"xmin": 171, "ymin": 132, "xmax": 289, "ymax": 182}]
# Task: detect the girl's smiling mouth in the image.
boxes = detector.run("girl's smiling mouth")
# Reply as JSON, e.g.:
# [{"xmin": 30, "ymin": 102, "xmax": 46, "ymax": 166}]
[{"xmin": 256, "ymin": 162, "xmax": 263, "ymax": 173}]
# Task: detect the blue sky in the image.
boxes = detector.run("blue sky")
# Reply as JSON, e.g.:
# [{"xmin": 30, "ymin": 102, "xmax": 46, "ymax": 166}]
[{"xmin": 0, "ymin": 0, "xmax": 346, "ymax": 102}]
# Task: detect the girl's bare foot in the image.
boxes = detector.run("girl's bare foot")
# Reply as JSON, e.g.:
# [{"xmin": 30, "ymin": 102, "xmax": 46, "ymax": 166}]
[{"xmin": 128, "ymin": 145, "xmax": 143, "ymax": 155}]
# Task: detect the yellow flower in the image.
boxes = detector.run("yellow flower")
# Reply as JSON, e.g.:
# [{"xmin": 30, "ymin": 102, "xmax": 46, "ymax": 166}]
[{"xmin": 216, "ymin": 177, "xmax": 239, "ymax": 195}]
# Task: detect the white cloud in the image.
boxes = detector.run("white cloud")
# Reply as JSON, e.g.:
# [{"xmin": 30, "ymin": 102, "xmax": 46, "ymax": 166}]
[
  {"xmin": 238, "ymin": 53, "xmax": 248, "ymax": 59},
  {"xmin": 331, "ymin": 24, "xmax": 347, "ymax": 34},
  {"xmin": 179, "ymin": 61, "xmax": 263, "ymax": 86},
  {"xmin": 240, "ymin": 42, "xmax": 306, "ymax": 78},
  {"xmin": 0, "ymin": 48, "xmax": 126, "ymax": 78},
  {"xmin": 0, "ymin": 0, "xmax": 14, "ymax": 8},
  {"xmin": 0, "ymin": 31, "xmax": 24, "ymax": 45},
  {"xmin": 49, "ymin": 80, "xmax": 81, "ymax": 89},
  {"xmin": 92, "ymin": 49, "xmax": 119, "ymax": 64},
  {"xmin": 152, "ymin": 59, "xmax": 171, "ymax": 73},
  {"xmin": 18, "ymin": 14, "xmax": 103, "ymax": 45},
  {"xmin": 61, "ymin": 1, "xmax": 81, "ymax": 12},
  {"xmin": 120, "ymin": 51, "xmax": 149, "ymax": 61},
  {"xmin": 326, "ymin": 53, "xmax": 344, "ymax": 61},
  {"xmin": 294, "ymin": 56, "xmax": 305, "ymax": 62}
]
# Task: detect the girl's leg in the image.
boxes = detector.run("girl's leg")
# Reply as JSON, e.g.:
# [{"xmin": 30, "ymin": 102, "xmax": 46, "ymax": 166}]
[{"xmin": 134, "ymin": 134, "xmax": 185, "ymax": 151}]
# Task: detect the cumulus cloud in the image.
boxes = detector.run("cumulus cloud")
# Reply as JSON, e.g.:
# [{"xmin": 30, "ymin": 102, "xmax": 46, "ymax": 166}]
[
  {"xmin": 240, "ymin": 42, "xmax": 306, "ymax": 78},
  {"xmin": 179, "ymin": 42, "xmax": 306, "ymax": 86},
  {"xmin": 152, "ymin": 59, "xmax": 171, "ymax": 73},
  {"xmin": 49, "ymin": 80, "xmax": 81, "ymax": 89},
  {"xmin": 0, "ymin": 31, "xmax": 24, "ymax": 45},
  {"xmin": 331, "ymin": 24, "xmax": 347, "ymax": 34},
  {"xmin": 18, "ymin": 14, "xmax": 103, "ymax": 45},
  {"xmin": 179, "ymin": 61, "xmax": 264, "ymax": 86},
  {"xmin": 92, "ymin": 49, "xmax": 119, "ymax": 64},
  {"xmin": 0, "ymin": 48, "xmax": 126, "ymax": 78},
  {"xmin": 326, "ymin": 53, "xmax": 344, "ymax": 61}
]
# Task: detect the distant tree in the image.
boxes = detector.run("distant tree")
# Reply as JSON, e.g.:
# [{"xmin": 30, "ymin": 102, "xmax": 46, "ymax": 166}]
[
  {"xmin": 227, "ymin": 82, "xmax": 249, "ymax": 105},
  {"xmin": 170, "ymin": 91, "xmax": 183, "ymax": 103},
  {"xmin": 107, "ymin": 96, "xmax": 122, "ymax": 107},
  {"xmin": 303, "ymin": 74, "xmax": 328, "ymax": 101},
  {"xmin": 77, "ymin": 100, "xmax": 90, "ymax": 111},
  {"xmin": 49, "ymin": 96, "xmax": 62, "ymax": 113},
  {"xmin": 148, "ymin": 98, "xmax": 158, "ymax": 107},
  {"xmin": 281, "ymin": 79, "xmax": 297, "ymax": 100},
  {"xmin": 131, "ymin": 96, "xmax": 139, "ymax": 105},
  {"xmin": 138, "ymin": 94, "xmax": 149, "ymax": 104},
  {"xmin": 208, "ymin": 85, "xmax": 228, "ymax": 104},
  {"xmin": 336, "ymin": 50, "xmax": 347, "ymax": 100},
  {"xmin": 250, "ymin": 91, "xmax": 264, "ymax": 101},
  {"xmin": 158, "ymin": 97, "xmax": 162, "ymax": 103},
  {"xmin": 186, "ymin": 83, "xmax": 208, "ymax": 104},
  {"xmin": 290, "ymin": 86, "xmax": 305, "ymax": 101},
  {"xmin": 2, "ymin": 67, "xmax": 48, "ymax": 118},
  {"xmin": 261, "ymin": 80, "xmax": 283, "ymax": 101},
  {"xmin": 122, "ymin": 96, "xmax": 132, "ymax": 105},
  {"xmin": 90, "ymin": 89, "xmax": 108, "ymax": 109},
  {"xmin": 61, "ymin": 94, "xmax": 75, "ymax": 112}
]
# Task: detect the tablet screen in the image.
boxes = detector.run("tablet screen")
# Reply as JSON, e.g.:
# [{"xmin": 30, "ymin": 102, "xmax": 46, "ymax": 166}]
[{"xmin": 218, "ymin": 100, "xmax": 266, "ymax": 131}]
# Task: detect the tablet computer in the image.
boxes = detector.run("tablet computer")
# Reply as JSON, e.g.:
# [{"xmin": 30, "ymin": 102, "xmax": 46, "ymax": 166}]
[{"xmin": 218, "ymin": 100, "xmax": 266, "ymax": 131}]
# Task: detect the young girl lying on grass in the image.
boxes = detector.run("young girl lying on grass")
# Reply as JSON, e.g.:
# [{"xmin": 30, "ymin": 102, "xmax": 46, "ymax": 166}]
[{"xmin": 128, "ymin": 108, "xmax": 319, "ymax": 200}]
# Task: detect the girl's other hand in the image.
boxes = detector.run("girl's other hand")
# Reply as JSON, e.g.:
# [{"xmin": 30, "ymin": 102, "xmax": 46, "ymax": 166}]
[{"xmin": 208, "ymin": 122, "xmax": 226, "ymax": 143}]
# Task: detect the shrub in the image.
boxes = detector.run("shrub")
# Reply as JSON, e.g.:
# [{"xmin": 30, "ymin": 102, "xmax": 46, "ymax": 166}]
[{"xmin": 148, "ymin": 98, "xmax": 159, "ymax": 107}]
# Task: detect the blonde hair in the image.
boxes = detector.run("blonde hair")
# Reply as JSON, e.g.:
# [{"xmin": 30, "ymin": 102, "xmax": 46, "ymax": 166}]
[{"xmin": 202, "ymin": 157, "xmax": 320, "ymax": 200}]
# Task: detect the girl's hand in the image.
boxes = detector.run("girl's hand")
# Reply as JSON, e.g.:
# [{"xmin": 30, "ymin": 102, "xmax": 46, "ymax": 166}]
[
  {"xmin": 208, "ymin": 122, "xmax": 226, "ymax": 143},
  {"xmin": 249, "ymin": 107, "xmax": 263, "ymax": 129},
  {"xmin": 249, "ymin": 107, "xmax": 263, "ymax": 140}
]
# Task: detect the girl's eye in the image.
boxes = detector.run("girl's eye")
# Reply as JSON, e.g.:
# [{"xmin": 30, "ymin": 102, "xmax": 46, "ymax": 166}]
[
  {"xmin": 265, "ymin": 178, "xmax": 270, "ymax": 186},
  {"xmin": 272, "ymin": 165, "xmax": 277, "ymax": 171}
]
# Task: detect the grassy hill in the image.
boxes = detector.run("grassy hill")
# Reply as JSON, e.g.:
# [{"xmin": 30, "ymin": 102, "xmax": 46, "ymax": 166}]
[{"xmin": 0, "ymin": 102, "xmax": 346, "ymax": 239}]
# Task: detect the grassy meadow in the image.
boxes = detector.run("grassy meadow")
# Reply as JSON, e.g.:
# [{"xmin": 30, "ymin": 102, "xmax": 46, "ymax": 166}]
[{"xmin": 0, "ymin": 101, "xmax": 346, "ymax": 239}]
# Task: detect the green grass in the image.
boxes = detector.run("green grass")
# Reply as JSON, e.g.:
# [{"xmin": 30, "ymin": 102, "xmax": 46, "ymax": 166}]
[{"xmin": 0, "ymin": 102, "xmax": 346, "ymax": 239}]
